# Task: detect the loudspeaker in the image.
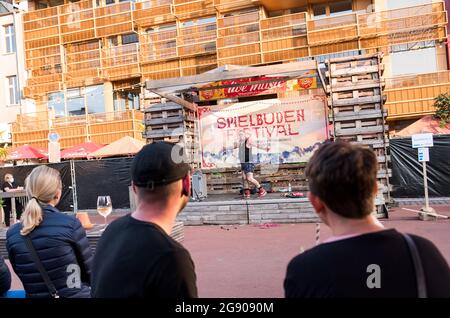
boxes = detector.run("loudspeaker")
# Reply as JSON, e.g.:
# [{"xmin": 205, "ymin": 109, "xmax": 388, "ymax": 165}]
[{"xmin": 191, "ymin": 170, "xmax": 207, "ymax": 201}]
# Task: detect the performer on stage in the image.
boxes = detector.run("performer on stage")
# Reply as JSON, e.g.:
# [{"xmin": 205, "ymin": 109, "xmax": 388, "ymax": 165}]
[{"xmin": 226, "ymin": 131, "xmax": 269, "ymax": 199}]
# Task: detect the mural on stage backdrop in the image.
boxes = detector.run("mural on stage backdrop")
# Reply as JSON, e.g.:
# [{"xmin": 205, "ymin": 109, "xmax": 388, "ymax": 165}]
[{"xmin": 198, "ymin": 95, "xmax": 329, "ymax": 169}]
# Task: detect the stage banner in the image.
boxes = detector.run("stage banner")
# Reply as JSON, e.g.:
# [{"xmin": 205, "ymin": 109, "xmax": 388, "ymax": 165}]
[
  {"xmin": 198, "ymin": 96, "xmax": 329, "ymax": 169},
  {"xmin": 198, "ymin": 73, "xmax": 318, "ymax": 101}
]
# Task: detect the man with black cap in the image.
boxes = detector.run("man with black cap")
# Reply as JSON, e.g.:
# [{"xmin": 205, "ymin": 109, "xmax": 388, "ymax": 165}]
[{"xmin": 91, "ymin": 142, "xmax": 198, "ymax": 298}]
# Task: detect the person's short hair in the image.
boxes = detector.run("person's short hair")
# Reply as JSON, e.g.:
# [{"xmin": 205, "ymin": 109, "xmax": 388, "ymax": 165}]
[{"xmin": 305, "ymin": 141, "xmax": 378, "ymax": 218}]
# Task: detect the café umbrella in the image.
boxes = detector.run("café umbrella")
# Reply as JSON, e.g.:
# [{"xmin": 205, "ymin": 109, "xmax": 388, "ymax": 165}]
[
  {"xmin": 6, "ymin": 145, "xmax": 48, "ymax": 160},
  {"xmin": 89, "ymin": 136, "xmax": 145, "ymax": 158},
  {"xmin": 61, "ymin": 141, "xmax": 105, "ymax": 159}
]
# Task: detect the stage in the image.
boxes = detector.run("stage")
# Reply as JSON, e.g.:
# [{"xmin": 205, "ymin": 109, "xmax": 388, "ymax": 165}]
[{"xmin": 179, "ymin": 193, "xmax": 319, "ymax": 225}]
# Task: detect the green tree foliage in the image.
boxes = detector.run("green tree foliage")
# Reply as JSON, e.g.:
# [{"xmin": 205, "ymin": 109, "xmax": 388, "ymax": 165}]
[{"xmin": 434, "ymin": 93, "xmax": 450, "ymax": 127}]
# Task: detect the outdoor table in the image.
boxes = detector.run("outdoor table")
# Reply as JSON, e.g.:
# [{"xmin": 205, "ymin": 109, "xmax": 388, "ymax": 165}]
[{"xmin": 0, "ymin": 190, "xmax": 28, "ymax": 225}]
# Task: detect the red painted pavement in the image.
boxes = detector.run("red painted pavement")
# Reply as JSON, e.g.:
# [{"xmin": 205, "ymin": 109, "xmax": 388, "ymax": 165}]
[{"xmin": 6, "ymin": 205, "xmax": 450, "ymax": 297}]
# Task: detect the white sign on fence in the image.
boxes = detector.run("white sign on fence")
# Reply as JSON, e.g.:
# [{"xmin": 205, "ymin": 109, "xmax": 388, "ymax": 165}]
[
  {"xmin": 418, "ymin": 147, "xmax": 429, "ymax": 162},
  {"xmin": 412, "ymin": 133, "xmax": 433, "ymax": 148}
]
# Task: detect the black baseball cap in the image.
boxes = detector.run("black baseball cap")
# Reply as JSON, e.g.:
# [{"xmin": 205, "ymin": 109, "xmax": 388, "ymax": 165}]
[{"xmin": 131, "ymin": 141, "xmax": 190, "ymax": 189}]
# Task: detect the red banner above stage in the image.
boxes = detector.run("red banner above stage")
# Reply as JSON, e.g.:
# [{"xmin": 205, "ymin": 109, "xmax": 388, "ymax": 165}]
[
  {"xmin": 198, "ymin": 73, "xmax": 318, "ymax": 101},
  {"xmin": 198, "ymin": 95, "xmax": 329, "ymax": 169}
]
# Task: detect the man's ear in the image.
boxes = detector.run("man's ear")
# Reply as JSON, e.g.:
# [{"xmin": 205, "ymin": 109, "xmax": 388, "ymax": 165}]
[
  {"xmin": 131, "ymin": 182, "xmax": 138, "ymax": 195},
  {"xmin": 308, "ymin": 192, "xmax": 325, "ymax": 215},
  {"xmin": 308, "ymin": 192, "xmax": 330, "ymax": 225},
  {"xmin": 373, "ymin": 181, "xmax": 378, "ymax": 196}
]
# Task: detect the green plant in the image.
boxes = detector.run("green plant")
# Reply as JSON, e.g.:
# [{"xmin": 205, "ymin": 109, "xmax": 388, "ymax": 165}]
[
  {"xmin": 0, "ymin": 146, "xmax": 8, "ymax": 160},
  {"xmin": 434, "ymin": 93, "xmax": 450, "ymax": 127}
]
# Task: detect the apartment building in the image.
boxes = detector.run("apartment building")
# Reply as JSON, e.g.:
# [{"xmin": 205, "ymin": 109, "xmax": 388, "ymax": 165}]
[
  {"xmin": 10, "ymin": 0, "xmax": 450, "ymax": 148},
  {"xmin": 0, "ymin": 0, "xmax": 29, "ymax": 144}
]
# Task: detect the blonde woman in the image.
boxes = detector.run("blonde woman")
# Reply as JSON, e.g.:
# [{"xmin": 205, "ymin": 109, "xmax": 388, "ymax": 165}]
[{"xmin": 6, "ymin": 166, "xmax": 93, "ymax": 298}]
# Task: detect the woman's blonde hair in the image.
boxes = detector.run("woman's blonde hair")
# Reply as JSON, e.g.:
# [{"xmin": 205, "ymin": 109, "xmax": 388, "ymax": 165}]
[
  {"xmin": 21, "ymin": 166, "xmax": 62, "ymax": 236},
  {"xmin": 4, "ymin": 173, "xmax": 13, "ymax": 181}
]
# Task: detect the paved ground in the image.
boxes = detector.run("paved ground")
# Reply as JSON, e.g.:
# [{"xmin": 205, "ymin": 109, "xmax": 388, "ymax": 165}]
[{"xmin": 6, "ymin": 205, "xmax": 450, "ymax": 297}]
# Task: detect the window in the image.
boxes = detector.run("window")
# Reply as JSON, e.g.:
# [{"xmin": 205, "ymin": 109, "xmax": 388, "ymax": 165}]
[
  {"xmin": 4, "ymin": 24, "xmax": 16, "ymax": 54},
  {"xmin": 37, "ymin": 2, "xmax": 48, "ymax": 9},
  {"xmin": 386, "ymin": 0, "xmax": 431, "ymax": 10},
  {"xmin": 312, "ymin": 1, "xmax": 354, "ymax": 19},
  {"xmin": 7, "ymin": 76, "xmax": 19, "ymax": 105},
  {"xmin": 67, "ymin": 88, "xmax": 85, "ymax": 116},
  {"xmin": 182, "ymin": 21, "xmax": 195, "ymax": 28},
  {"xmin": 390, "ymin": 41, "xmax": 435, "ymax": 53},
  {"xmin": 127, "ymin": 92, "xmax": 139, "ymax": 110},
  {"xmin": 122, "ymin": 33, "xmax": 138, "ymax": 45},
  {"xmin": 48, "ymin": 84, "xmax": 105, "ymax": 117},
  {"xmin": 106, "ymin": 0, "xmax": 115, "ymax": 5},
  {"xmin": 267, "ymin": 10, "xmax": 284, "ymax": 18},
  {"xmin": 108, "ymin": 36, "xmax": 119, "ymax": 47},
  {"xmin": 113, "ymin": 92, "xmax": 126, "ymax": 111},
  {"xmin": 86, "ymin": 85, "xmax": 105, "ymax": 113},
  {"xmin": 312, "ymin": 4, "xmax": 327, "ymax": 19},
  {"xmin": 390, "ymin": 47, "xmax": 437, "ymax": 76},
  {"xmin": 159, "ymin": 24, "xmax": 177, "ymax": 32},
  {"xmin": 291, "ymin": 6, "xmax": 308, "ymax": 14},
  {"xmin": 48, "ymin": 92, "xmax": 65, "ymax": 117},
  {"xmin": 198, "ymin": 17, "xmax": 216, "ymax": 25},
  {"xmin": 329, "ymin": 0, "xmax": 353, "ymax": 17}
]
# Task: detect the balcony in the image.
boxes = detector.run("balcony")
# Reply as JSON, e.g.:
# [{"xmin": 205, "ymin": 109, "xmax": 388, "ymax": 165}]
[
  {"xmin": 65, "ymin": 41, "xmax": 102, "ymax": 84},
  {"xmin": 12, "ymin": 110, "xmax": 144, "ymax": 149},
  {"xmin": 20, "ymin": 1, "xmax": 449, "ymax": 97},
  {"xmin": 384, "ymin": 71, "xmax": 450, "ymax": 120},
  {"xmin": 177, "ymin": 22, "xmax": 217, "ymax": 57},
  {"xmin": 59, "ymin": 1, "xmax": 95, "ymax": 44},
  {"xmin": 141, "ymin": 59, "xmax": 181, "ymax": 80},
  {"xmin": 214, "ymin": 0, "xmax": 257, "ymax": 13},
  {"xmin": 23, "ymin": 6, "xmax": 59, "ymax": 50},
  {"xmin": 133, "ymin": 0, "xmax": 174, "ymax": 27},
  {"xmin": 260, "ymin": 12, "xmax": 308, "ymax": 63},
  {"xmin": 140, "ymin": 28, "xmax": 178, "ymax": 63},
  {"xmin": 359, "ymin": 2, "xmax": 447, "ymax": 49},
  {"xmin": 102, "ymin": 43, "xmax": 140, "ymax": 81},
  {"xmin": 94, "ymin": 2, "xmax": 134, "ymax": 37},
  {"xmin": 180, "ymin": 53, "xmax": 217, "ymax": 76},
  {"xmin": 173, "ymin": 0, "xmax": 215, "ymax": 19},
  {"xmin": 307, "ymin": 13, "xmax": 358, "ymax": 46},
  {"xmin": 258, "ymin": 0, "xmax": 308, "ymax": 11},
  {"xmin": 217, "ymin": 10, "xmax": 261, "ymax": 65}
]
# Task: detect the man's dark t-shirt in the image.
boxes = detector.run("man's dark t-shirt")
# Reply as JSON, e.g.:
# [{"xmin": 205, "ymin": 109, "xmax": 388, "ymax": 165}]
[
  {"xmin": 91, "ymin": 214, "xmax": 198, "ymax": 298},
  {"xmin": 284, "ymin": 229, "xmax": 450, "ymax": 298}
]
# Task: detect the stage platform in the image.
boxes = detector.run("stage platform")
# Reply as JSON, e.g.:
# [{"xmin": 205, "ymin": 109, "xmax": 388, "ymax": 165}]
[{"xmin": 179, "ymin": 193, "xmax": 319, "ymax": 225}]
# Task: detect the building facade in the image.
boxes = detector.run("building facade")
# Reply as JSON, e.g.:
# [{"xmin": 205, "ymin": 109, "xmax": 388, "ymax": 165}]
[
  {"xmin": 0, "ymin": 0, "xmax": 29, "ymax": 144},
  {"xmin": 10, "ymin": 0, "xmax": 450, "ymax": 148}
]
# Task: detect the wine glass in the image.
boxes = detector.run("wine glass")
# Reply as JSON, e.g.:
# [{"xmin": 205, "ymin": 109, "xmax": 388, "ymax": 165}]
[{"xmin": 97, "ymin": 196, "xmax": 112, "ymax": 229}]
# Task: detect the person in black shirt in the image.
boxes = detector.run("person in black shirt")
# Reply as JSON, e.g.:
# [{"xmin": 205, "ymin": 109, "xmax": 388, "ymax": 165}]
[
  {"xmin": 284, "ymin": 141, "xmax": 450, "ymax": 298},
  {"xmin": 226, "ymin": 131, "xmax": 269, "ymax": 199},
  {"xmin": 91, "ymin": 142, "xmax": 198, "ymax": 298},
  {"xmin": 2, "ymin": 173, "xmax": 24, "ymax": 227}
]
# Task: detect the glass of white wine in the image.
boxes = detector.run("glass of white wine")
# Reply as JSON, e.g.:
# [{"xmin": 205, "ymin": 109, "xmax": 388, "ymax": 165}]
[{"xmin": 97, "ymin": 195, "xmax": 112, "ymax": 230}]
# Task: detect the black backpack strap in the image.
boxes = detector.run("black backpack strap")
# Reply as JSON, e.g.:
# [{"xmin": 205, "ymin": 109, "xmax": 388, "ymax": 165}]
[
  {"xmin": 23, "ymin": 235, "xmax": 59, "ymax": 298},
  {"xmin": 402, "ymin": 233, "xmax": 427, "ymax": 298}
]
